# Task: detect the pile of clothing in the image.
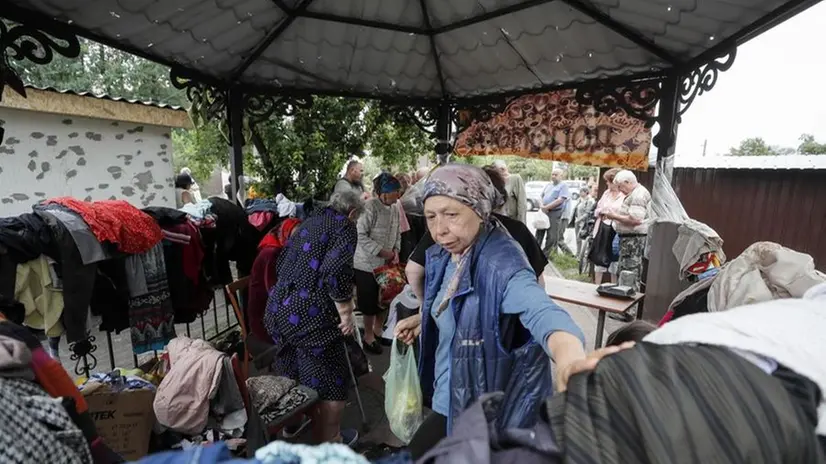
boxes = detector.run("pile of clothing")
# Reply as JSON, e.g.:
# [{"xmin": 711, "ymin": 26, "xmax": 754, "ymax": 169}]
[
  {"xmin": 0, "ymin": 313, "xmax": 121, "ymax": 463},
  {"xmin": 245, "ymin": 194, "xmax": 302, "ymax": 233},
  {"xmin": 661, "ymin": 240, "xmax": 826, "ymax": 325},
  {"xmin": 154, "ymin": 337, "xmax": 247, "ymax": 438},
  {"xmin": 0, "ymin": 196, "xmax": 259, "ymax": 356}
]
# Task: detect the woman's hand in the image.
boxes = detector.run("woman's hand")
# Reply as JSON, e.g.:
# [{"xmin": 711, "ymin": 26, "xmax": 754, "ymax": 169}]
[
  {"xmin": 394, "ymin": 313, "xmax": 422, "ymax": 345},
  {"xmin": 335, "ymin": 300, "xmax": 356, "ymax": 336},
  {"xmin": 338, "ymin": 310, "xmax": 355, "ymax": 336},
  {"xmin": 378, "ymin": 249, "xmax": 395, "ymax": 260},
  {"xmin": 555, "ymin": 341, "xmax": 636, "ymax": 392}
]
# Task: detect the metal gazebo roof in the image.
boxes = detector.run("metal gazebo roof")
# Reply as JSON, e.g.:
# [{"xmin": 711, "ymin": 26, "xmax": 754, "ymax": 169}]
[{"xmin": 2, "ymin": 0, "xmax": 821, "ymax": 103}]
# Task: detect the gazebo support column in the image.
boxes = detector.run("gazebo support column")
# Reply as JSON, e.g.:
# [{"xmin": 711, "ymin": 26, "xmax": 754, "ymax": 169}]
[
  {"xmin": 653, "ymin": 74, "xmax": 682, "ymax": 180},
  {"xmin": 435, "ymin": 103, "xmax": 452, "ymax": 164},
  {"xmin": 227, "ymin": 87, "xmax": 245, "ymax": 202}
]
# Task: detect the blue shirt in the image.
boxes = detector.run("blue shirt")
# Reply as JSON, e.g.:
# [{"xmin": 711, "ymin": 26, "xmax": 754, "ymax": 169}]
[
  {"xmin": 542, "ymin": 182, "xmax": 570, "ymax": 212},
  {"xmin": 430, "ymin": 266, "xmax": 585, "ymax": 416}
]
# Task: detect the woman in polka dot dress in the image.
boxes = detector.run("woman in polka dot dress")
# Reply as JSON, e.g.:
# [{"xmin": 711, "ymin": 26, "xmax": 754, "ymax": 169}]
[{"xmin": 264, "ymin": 190, "xmax": 364, "ymax": 445}]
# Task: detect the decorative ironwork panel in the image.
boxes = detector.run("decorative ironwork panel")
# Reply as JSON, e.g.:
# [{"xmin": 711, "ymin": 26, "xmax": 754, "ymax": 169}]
[
  {"xmin": 380, "ymin": 103, "xmax": 440, "ymax": 136},
  {"xmin": 170, "ymin": 67, "xmax": 228, "ymax": 126},
  {"xmin": 0, "ymin": 20, "xmax": 80, "ymax": 140},
  {"xmin": 70, "ymin": 334, "xmax": 98, "ymax": 378},
  {"xmin": 244, "ymin": 93, "xmax": 314, "ymax": 126},
  {"xmin": 574, "ymin": 81, "xmax": 660, "ymax": 128},
  {"xmin": 678, "ymin": 49, "xmax": 737, "ymax": 122},
  {"xmin": 452, "ymin": 97, "xmax": 514, "ymax": 132}
]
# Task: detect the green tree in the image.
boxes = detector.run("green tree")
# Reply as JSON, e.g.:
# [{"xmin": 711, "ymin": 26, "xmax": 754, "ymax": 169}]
[
  {"xmin": 798, "ymin": 134, "xmax": 826, "ymax": 155},
  {"xmin": 727, "ymin": 137, "xmax": 789, "ymax": 156}
]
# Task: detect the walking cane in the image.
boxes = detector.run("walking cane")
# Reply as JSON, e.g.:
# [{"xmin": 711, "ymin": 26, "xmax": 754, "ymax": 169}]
[{"xmin": 343, "ymin": 337, "xmax": 370, "ymax": 432}]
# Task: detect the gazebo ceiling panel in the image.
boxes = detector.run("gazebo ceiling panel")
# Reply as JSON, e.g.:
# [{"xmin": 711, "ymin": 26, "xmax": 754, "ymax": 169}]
[
  {"xmin": 434, "ymin": 2, "xmax": 667, "ymax": 97},
  {"xmin": 3, "ymin": 0, "xmax": 821, "ymax": 101},
  {"xmin": 584, "ymin": 0, "xmax": 788, "ymax": 60},
  {"xmin": 305, "ymin": 0, "xmax": 426, "ymax": 28},
  {"xmin": 246, "ymin": 18, "xmax": 441, "ymax": 98}
]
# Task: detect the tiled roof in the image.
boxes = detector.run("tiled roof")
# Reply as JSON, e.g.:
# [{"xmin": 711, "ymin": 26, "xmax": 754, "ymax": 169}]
[{"xmin": 24, "ymin": 85, "xmax": 185, "ymax": 111}]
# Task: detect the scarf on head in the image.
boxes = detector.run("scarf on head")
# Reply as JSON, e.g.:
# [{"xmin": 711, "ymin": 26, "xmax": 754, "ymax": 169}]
[
  {"xmin": 259, "ymin": 218, "xmax": 302, "ymax": 250},
  {"xmin": 423, "ymin": 164, "xmax": 503, "ymax": 220}
]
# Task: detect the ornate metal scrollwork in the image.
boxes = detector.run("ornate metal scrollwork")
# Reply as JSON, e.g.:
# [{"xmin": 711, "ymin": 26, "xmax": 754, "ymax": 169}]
[
  {"xmin": 170, "ymin": 67, "xmax": 228, "ymax": 126},
  {"xmin": 574, "ymin": 81, "xmax": 660, "ymax": 128},
  {"xmin": 243, "ymin": 93, "xmax": 314, "ymax": 126},
  {"xmin": 452, "ymin": 97, "xmax": 514, "ymax": 132},
  {"xmin": 70, "ymin": 334, "xmax": 98, "ymax": 377},
  {"xmin": 380, "ymin": 103, "xmax": 440, "ymax": 136},
  {"xmin": 678, "ymin": 49, "xmax": 736, "ymax": 122},
  {"xmin": 0, "ymin": 20, "xmax": 80, "ymax": 140}
]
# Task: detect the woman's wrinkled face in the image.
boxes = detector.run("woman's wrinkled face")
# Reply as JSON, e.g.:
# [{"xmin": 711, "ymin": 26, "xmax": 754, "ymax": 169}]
[{"xmin": 424, "ymin": 196, "xmax": 482, "ymax": 255}]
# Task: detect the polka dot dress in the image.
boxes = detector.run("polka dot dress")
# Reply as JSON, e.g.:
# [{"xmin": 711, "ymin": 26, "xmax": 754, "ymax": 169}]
[{"xmin": 264, "ymin": 208, "xmax": 358, "ymax": 401}]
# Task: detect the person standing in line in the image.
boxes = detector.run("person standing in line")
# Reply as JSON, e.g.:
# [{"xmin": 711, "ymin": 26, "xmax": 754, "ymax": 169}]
[
  {"xmin": 535, "ymin": 169, "xmax": 570, "ymax": 256},
  {"xmin": 492, "ymin": 160, "xmax": 527, "ymax": 224},
  {"xmin": 332, "ymin": 160, "xmax": 370, "ymax": 200},
  {"xmin": 592, "ymin": 168, "xmax": 625, "ymax": 284},
  {"xmin": 353, "ymin": 173, "xmax": 402, "ymax": 355},
  {"xmin": 574, "ymin": 187, "xmax": 595, "ymax": 256},
  {"xmin": 603, "ymin": 170, "xmax": 651, "ymax": 321},
  {"xmin": 557, "ymin": 183, "xmax": 576, "ymax": 256}
]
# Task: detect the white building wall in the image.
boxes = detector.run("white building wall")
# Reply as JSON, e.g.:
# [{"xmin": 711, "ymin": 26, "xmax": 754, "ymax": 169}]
[{"xmin": 0, "ymin": 107, "xmax": 176, "ymax": 217}]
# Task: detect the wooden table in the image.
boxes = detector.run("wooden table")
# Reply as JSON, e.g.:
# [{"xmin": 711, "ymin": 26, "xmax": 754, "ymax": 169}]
[{"xmin": 546, "ymin": 277, "xmax": 645, "ymax": 349}]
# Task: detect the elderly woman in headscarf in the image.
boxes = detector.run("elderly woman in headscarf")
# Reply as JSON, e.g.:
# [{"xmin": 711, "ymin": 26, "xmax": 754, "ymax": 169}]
[
  {"xmin": 394, "ymin": 164, "xmax": 587, "ymax": 458},
  {"xmin": 264, "ymin": 190, "xmax": 365, "ymax": 446},
  {"xmin": 353, "ymin": 172, "xmax": 403, "ymax": 355},
  {"xmin": 247, "ymin": 218, "xmax": 302, "ymax": 343}
]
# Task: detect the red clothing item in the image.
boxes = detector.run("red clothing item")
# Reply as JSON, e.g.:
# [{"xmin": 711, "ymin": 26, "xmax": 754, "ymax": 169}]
[
  {"xmin": 248, "ymin": 219, "xmax": 302, "ymax": 341},
  {"xmin": 46, "ymin": 197, "xmax": 162, "ymax": 254},
  {"xmin": 164, "ymin": 221, "xmax": 204, "ymax": 284},
  {"xmin": 248, "ymin": 246, "xmax": 280, "ymax": 341},
  {"xmin": 658, "ymin": 309, "xmax": 675, "ymax": 327}
]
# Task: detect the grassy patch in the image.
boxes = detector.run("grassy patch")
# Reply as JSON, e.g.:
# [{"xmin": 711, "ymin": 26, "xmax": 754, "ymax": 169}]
[{"xmin": 549, "ymin": 252, "xmax": 592, "ymax": 283}]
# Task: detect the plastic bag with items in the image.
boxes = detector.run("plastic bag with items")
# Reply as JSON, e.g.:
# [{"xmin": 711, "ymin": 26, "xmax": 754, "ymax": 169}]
[{"xmin": 383, "ymin": 339, "xmax": 423, "ymax": 444}]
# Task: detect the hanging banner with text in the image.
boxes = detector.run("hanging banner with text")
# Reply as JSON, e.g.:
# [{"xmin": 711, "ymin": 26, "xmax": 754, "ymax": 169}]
[{"xmin": 453, "ymin": 89, "xmax": 652, "ymax": 170}]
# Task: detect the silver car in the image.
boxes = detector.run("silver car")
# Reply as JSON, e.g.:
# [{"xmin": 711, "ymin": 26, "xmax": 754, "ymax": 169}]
[{"xmin": 526, "ymin": 180, "xmax": 583, "ymax": 211}]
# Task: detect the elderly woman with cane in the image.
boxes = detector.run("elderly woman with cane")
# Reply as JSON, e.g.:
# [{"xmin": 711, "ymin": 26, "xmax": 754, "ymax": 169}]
[
  {"xmin": 264, "ymin": 190, "xmax": 364, "ymax": 446},
  {"xmin": 394, "ymin": 164, "xmax": 587, "ymax": 459}
]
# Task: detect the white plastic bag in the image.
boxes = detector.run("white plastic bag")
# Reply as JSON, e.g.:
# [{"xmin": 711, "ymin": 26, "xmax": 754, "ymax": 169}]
[
  {"xmin": 383, "ymin": 339, "xmax": 423, "ymax": 444},
  {"xmin": 532, "ymin": 213, "xmax": 550, "ymax": 230}
]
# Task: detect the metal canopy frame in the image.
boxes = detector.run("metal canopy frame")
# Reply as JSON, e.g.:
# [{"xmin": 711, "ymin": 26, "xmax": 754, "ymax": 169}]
[{"xmin": 0, "ymin": 0, "xmax": 821, "ymax": 378}]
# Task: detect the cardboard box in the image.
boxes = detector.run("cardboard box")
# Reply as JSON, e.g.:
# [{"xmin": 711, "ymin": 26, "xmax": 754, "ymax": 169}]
[{"xmin": 84, "ymin": 389, "xmax": 156, "ymax": 461}]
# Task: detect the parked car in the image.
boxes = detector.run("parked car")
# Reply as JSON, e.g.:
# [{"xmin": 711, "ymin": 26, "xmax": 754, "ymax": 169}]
[{"xmin": 525, "ymin": 181, "xmax": 550, "ymax": 211}]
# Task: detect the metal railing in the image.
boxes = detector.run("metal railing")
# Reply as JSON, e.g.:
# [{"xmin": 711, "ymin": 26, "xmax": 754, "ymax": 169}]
[{"xmin": 67, "ymin": 287, "xmax": 241, "ymax": 378}]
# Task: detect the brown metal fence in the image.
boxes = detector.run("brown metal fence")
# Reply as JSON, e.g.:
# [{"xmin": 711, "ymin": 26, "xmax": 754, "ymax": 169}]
[
  {"xmin": 599, "ymin": 166, "xmax": 826, "ymax": 269},
  {"xmin": 673, "ymin": 168, "xmax": 826, "ymax": 270}
]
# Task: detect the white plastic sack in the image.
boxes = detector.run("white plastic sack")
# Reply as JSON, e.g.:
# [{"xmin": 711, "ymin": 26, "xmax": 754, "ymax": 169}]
[
  {"xmin": 383, "ymin": 339, "xmax": 423, "ymax": 444},
  {"xmin": 532, "ymin": 213, "xmax": 550, "ymax": 230}
]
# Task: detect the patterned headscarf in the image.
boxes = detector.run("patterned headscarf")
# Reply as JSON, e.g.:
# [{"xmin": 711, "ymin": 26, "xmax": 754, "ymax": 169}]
[{"xmin": 423, "ymin": 164, "xmax": 504, "ymax": 220}]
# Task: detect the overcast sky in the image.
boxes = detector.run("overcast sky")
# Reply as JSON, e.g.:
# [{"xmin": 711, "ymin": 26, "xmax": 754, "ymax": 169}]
[{"xmin": 676, "ymin": 1, "xmax": 826, "ymax": 158}]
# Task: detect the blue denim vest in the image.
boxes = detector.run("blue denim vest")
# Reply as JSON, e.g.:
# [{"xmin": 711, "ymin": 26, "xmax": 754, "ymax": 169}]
[{"xmin": 419, "ymin": 223, "xmax": 553, "ymax": 433}]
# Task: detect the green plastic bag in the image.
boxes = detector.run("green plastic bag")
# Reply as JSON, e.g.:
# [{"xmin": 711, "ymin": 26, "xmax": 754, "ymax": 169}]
[{"xmin": 383, "ymin": 338, "xmax": 423, "ymax": 444}]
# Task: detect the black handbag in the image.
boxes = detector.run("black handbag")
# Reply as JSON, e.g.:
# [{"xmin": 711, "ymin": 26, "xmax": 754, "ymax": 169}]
[{"xmin": 588, "ymin": 222, "xmax": 617, "ymax": 268}]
